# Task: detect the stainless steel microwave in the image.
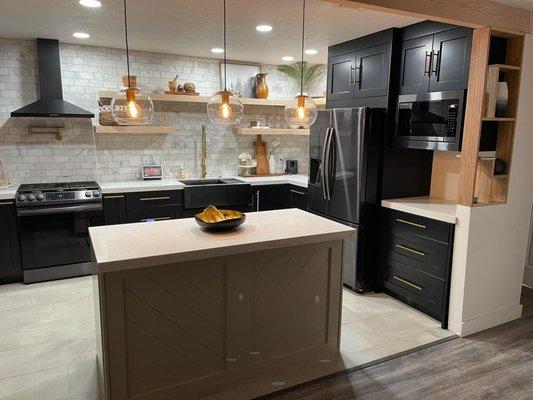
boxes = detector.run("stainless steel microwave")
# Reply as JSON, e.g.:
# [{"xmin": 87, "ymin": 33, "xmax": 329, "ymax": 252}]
[{"xmin": 394, "ymin": 90, "xmax": 466, "ymax": 151}]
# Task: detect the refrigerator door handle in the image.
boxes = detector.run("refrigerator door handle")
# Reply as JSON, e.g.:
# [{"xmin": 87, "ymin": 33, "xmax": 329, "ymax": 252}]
[
  {"xmin": 324, "ymin": 127, "xmax": 334, "ymax": 200},
  {"xmin": 321, "ymin": 128, "xmax": 331, "ymax": 200},
  {"xmin": 328, "ymin": 128, "xmax": 337, "ymax": 198}
]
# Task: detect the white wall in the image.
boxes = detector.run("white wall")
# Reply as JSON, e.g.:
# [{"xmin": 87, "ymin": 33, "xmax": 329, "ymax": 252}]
[
  {"xmin": 0, "ymin": 39, "xmax": 325, "ymax": 183},
  {"xmin": 448, "ymin": 34, "xmax": 533, "ymax": 336}
]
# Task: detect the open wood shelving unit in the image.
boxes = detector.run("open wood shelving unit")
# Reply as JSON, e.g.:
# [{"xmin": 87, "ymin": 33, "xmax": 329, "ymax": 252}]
[
  {"xmin": 93, "ymin": 125, "xmax": 176, "ymax": 134},
  {"xmin": 472, "ymin": 29, "xmax": 524, "ymax": 206}
]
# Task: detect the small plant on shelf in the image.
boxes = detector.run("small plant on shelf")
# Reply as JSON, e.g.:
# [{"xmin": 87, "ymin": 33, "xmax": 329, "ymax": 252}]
[{"xmin": 277, "ymin": 62, "xmax": 325, "ymax": 94}]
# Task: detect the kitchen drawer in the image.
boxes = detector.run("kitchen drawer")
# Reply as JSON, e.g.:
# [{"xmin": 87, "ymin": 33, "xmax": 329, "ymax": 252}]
[
  {"xmin": 126, "ymin": 190, "xmax": 182, "ymax": 208},
  {"xmin": 289, "ymin": 185, "xmax": 308, "ymax": 210},
  {"xmin": 382, "ymin": 208, "xmax": 451, "ymax": 244},
  {"xmin": 126, "ymin": 206, "xmax": 181, "ymax": 223},
  {"xmin": 382, "ymin": 234, "xmax": 449, "ymax": 279},
  {"xmin": 380, "ymin": 257, "xmax": 445, "ymax": 321}
]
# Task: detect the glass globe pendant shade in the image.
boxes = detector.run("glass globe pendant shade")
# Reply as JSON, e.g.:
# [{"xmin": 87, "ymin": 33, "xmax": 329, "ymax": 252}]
[
  {"xmin": 207, "ymin": 90, "xmax": 244, "ymax": 125},
  {"xmin": 110, "ymin": 87, "xmax": 154, "ymax": 125},
  {"xmin": 284, "ymin": 94, "xmax": 318, "ymax": 129}
]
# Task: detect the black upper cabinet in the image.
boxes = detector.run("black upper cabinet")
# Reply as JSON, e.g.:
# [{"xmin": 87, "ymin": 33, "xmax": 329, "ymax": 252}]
[
  {"xmin": 399, "ymin": 23, "xmax": 472, "ymax": 95},
  {"xmin": 354, "ymin": 43, "xmax": 391, "ymax": 99},
  {"xmin": 399, "ymin": 35, "xmax": 433, "ymax": 94},
  {"xmin": 429, "ymin": 27, "xmax": 472, "ymax": 92},
  {"xmin": 327, "ymin": 29, "xmax": 397, "ymax": 108},
  {"xmin": 327, "ymin": 53, "xmax": 356, "ymax": 102},
  {"xmin": 0, "ymin": 201, "xmax": 22, "ymax": 283}
]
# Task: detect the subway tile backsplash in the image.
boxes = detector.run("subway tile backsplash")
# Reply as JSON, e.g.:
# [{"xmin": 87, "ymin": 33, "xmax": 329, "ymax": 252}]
[{"xmin": 0, "ymin": 39, "xmax": 324, "ymax": 184}]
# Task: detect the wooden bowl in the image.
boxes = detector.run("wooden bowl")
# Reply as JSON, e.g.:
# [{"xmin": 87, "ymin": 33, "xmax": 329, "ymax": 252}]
[{"xmin": 195, "ymin": 210, "xmax": 246, "ymax": 232}]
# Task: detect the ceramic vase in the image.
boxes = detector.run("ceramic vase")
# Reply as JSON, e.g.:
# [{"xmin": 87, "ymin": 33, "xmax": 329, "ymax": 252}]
[
  {"xmin": 255, "ymin": 73, "xmax": 269, "ymax": 99},
  {"xmin": 495, "ymin": 81, "xmax": 509, "ymax": 117}
]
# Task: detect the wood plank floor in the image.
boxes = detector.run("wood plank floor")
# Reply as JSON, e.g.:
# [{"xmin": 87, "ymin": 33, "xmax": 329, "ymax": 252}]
[{"xmin": 269, "ymin": 315, "xmax": 533, "ymax": 400}]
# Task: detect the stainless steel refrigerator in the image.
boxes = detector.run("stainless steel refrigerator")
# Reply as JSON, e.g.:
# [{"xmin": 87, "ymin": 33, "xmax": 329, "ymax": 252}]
[{"xmin": 308, "ymin": 107, "xmax": 384, "ymax": 292}]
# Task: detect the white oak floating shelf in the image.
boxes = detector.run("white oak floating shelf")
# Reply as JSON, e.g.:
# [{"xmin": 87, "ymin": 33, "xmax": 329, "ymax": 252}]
[
  {"xmin": 93, "ymin": 125, "xmax": 176, "ymax": 134},
  {"xmin": 99, "ymin": 90, "xmax": 326, "ymax": 108},
  {"xmin": 236, "ymin": 128, "xmax": 310, "ymax": 136}
]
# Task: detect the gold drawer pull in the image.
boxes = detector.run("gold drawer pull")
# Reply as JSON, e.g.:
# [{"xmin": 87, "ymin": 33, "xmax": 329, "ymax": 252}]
[
  {"xmin": 395, "ymin": 244, "xmax": 426, "ymax": 256},
  {"xmin": 140, "ymin": 216, "xmax": 172, "ymax": 222},
  {"xmin": 396, "ymin": 218, "xmax": 426, "ymax": 229},
  {"xmin": 104, "ymin": 195, "xmax": 124, "ymax": 199},
  {"xmin": 290, "ymin": 189, "xmax": 306, "ymax": 196},
  {"xmin": 140, "ymin": 196, "xmax": 171, "ymax": 201},
  {"xmin": 393, "ymin": 275, "xmax": 422, "ymax": 291}
]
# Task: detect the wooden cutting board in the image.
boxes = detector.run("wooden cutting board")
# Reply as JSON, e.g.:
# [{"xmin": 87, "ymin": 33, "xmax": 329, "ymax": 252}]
[{"xmin": 254, "ymin": 136, "xmax": 269, "ymax": 175}]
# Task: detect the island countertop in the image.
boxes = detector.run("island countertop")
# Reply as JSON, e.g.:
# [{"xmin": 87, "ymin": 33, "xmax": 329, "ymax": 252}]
[{"xmin": 89, "ymin": 208, "xmax": 355, "ymax": 273}]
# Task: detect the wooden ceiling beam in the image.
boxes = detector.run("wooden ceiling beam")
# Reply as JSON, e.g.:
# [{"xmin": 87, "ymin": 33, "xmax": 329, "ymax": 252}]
[{"xmin": 323, "ymin": 0, "xmax": 531, "ymax": 33}]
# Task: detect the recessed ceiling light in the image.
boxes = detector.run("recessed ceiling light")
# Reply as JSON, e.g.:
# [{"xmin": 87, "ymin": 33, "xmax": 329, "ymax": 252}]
[
  {"xmin": 79, "ymin": 0, "xmax": 101, "ymax": 7},
  {"xmin": 73, "ymin": 32, "xmax": 90, "ymax": 39},
  {"xmin": 305, "ymin": 49, "xmax": 317, "ymax": 55},
  {"xmin": 282, "ymin": 56, "xmax": 294, "ymax": 62},
  {"xmin": 211, "ymin": 48, "xmax": 224, "ymax": 54},
  {"xmin": 256, "ymin": 25, "xmax": 273, "ymax": 32}
]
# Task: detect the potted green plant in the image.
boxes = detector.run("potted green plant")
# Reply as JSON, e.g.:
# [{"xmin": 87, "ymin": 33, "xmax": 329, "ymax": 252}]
[{"xmin": 277, "ymin": 62, "xmax": 325, "ymax": 95}]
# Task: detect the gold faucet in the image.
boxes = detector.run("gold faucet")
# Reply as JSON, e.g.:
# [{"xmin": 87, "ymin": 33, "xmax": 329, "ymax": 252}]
[{"xmin": 200, "ymin": 125, "xmax": 207, "ymax": 179}]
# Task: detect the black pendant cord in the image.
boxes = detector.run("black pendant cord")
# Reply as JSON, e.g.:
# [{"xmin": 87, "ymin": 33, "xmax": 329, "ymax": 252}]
[
  {"xmin": 300, "ymin": 0, "xmax": 305, "ymax": 96},
  {"xmin": 123, "ymin": 0, "xmax": 131, "ymax": 88},
  {"xmin": 223, "ymin": 0, "xmax": 227, "ymax": 91}
]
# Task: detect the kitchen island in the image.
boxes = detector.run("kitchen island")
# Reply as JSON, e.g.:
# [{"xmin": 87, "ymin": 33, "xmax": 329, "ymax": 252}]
[{"xmin": 89, "ymin": 208, "xmax": 355, "ymax": 400}]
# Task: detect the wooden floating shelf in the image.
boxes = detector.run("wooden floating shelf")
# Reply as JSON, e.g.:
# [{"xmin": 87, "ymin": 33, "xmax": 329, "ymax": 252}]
[
  {"xmin": 488, "ymin": 64, "xmax": 521, "ymax": 71},
  {"xmin": 236, "ymin": 127, "xmax": 310, "ymax": 136},
  {"xmin": 99, "ymin": 90, "xmax": 325, "ymax": 108},
  {"xmin": 94, "ymin": 125, "xmax": 176, "ymax": 134},
  {"xmin": 482, "ymin": 117, "xmax": 516, "ymax": 122}
]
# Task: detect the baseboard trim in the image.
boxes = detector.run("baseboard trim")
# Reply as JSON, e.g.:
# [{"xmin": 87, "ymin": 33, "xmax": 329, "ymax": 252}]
[{"xmin": 460, "ymin": 305, "xmax": 523, "ymax": 337}]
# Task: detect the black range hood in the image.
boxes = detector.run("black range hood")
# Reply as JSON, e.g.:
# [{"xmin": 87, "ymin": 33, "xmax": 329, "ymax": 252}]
[{"xmin": 11, "ymin": 39, "xmax": 94, "ymax": 118}]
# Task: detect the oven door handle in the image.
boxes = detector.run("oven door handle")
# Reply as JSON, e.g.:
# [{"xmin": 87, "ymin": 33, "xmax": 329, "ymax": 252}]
[{"xmin": 17, "ymin": 203, "xmax": 103, "ymax": 216}]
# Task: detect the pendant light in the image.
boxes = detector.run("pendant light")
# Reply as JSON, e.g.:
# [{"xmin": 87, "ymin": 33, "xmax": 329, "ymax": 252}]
[
  {"xmin": 284, "ymin": 0, "xmax": 318, "ymax": 129},
  {"xmin": 207, "ymin": 0, "xmax": 244, "ymax": 125},
  {"xmin": 111, "ymin": 0, "xmax": 154, "ymax": 125}
]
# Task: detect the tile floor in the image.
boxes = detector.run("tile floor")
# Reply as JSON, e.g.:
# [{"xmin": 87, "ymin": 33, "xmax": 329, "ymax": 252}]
[{"xmin": 0, "ymin": 276, "xmax": 454, "ymax": 400}]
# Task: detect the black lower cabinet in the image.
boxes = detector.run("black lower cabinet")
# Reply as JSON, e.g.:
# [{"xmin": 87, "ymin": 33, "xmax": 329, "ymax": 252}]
[
  {"xmin": 102, "ymin": 194, "xmax": 127, "ymax": 225},
  {"xmin": 288, "ymin": 185, "xmax": 308, "ymax": 210},
  {"xmin": 0, "ymin": 201, "xmax": 22, "ymax": 283},
  {"xmin": 377, "ymin": 207, "xmax": 454, "ymax": 328},
  {"xmin": 125, "ymin": 190, "xmax": 183, "ymax": 223},
  {"xmin": 251, "ymin": 184, "xmax": 290, "ymax": 211}
]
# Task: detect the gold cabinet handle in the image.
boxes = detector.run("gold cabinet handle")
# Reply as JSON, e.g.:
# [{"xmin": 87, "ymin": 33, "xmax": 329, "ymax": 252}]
[
  {"xmin": 393, "ymin": 275, "xmax": 422, "ymax": 291},
  {"xmin": 395, "ymin": 244, "xmax": 426, "ymax": 256},
  {"xmin": 104, "ymin": 195, "xmax": 124, "ymax": 199},
  {"xmin": 140, "ymin": 196, "xmax": 171, "ymax": 201},
  {"xmin": 396, "ymin": 218, "xmax": 426, "ymax": 229},
  {"xmin": 290, "ymin": 189, "xmax": 306, "ymax": 196},
  {"xmin": 140, "ymin": 216, "xmax": 171, "ymax": 222}
]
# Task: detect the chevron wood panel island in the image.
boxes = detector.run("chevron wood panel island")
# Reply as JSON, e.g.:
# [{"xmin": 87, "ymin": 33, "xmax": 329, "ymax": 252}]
[{"xmin": 88, "ymin": 209, "xmax": 355, "ymax": 400}]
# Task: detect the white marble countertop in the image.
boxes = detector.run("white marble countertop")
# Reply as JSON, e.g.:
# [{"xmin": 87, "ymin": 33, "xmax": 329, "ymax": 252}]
[
  {"xmin": 0, "ymin": 186, "xmax": 17, "ymax": 201},
  {"xmin": 381, "ymin": 196, "xmax": 458, "ymax": 224},
  {"xmin": 100, "ymin": 179, "xmax": 186, "ymax": 194},
  {"xmin": 234, "ymin": 174, "xmax": 308, "ymax": 188},
  {"xmin": 89, "ymin": 208, "xmax": 355, "ymax": 273}
]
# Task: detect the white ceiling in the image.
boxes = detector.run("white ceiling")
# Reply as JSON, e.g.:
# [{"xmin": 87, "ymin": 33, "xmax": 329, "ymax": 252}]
[{"xmin": 0, "ymin": 0, "xmax": 421, "ymax": 65}]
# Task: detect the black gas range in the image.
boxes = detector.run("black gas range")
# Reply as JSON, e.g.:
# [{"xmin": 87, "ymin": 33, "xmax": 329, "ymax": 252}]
[{"xmin": 16, "ymin": 181, "xmax": 103, "ymax": 283}]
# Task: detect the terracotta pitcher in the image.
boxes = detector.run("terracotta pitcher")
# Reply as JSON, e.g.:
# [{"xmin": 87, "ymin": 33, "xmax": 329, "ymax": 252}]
[{"xmin": 255, "ymin": 73, "xmax": 269, "ymax": 99}]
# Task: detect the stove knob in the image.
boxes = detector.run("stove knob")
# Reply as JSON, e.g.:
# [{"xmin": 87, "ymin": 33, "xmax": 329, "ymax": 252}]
[
  {"xmin": 92, "ymin": 190, "xmax": 101, "ymax": 197},
  {"xmin": 18, "ymin": 195, "xmax": 26, "ymax": 202},
  {"xmin": 36, "ymin": 193, "xmax": 44, "ymax": 201},
  {"xmin": 27, "ymin": 194, "xmax": 35, "ymax": 201},
  {"xmin": 85, "ymin": 191, "xmax": 92, "ymax": 198}
]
